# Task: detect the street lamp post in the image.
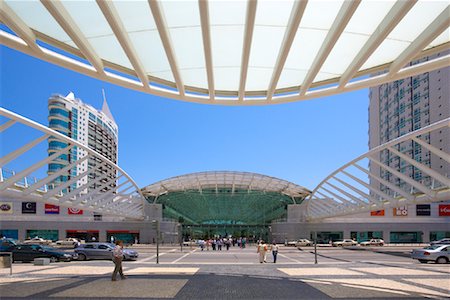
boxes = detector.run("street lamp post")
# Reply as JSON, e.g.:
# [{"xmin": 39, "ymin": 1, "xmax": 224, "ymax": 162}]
[
  {"xmin": 152, "ymin": 220, "xmax": 160, "ymax": 264},
  {"xmin": 313, "ymin": 231, "xmax": 318, "ymax": 264},
  {"xmin": 178, "ymin": 224, "xmax": 183, "ymax": 252}
]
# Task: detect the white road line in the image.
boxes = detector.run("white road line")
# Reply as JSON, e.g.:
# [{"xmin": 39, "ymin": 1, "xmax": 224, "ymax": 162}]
[
  {"xmin": 138, "ymin": 248, "xmax": 177, "ymax": 262},
  {"xmin": 278, "ymin": 253, "xmax": 304, "ymax": 264},
  {"xmin": 171, "ymin": 249, "xmax": 197, "ymax": 264}
]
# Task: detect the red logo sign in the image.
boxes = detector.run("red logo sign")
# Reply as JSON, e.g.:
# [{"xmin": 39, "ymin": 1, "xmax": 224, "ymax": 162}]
[
  {"xmin": 439, "ymin": 204, "xmax": 450, "ymax": 216},
  {"xmin": 45, "ymin": 204, "xmax": 59, "ymax": 214},
  {"xmin": 68, "ymin": 208, "xmax": 83, "ymax": 215},
  {"xmin": 371, "ymin": 210, "xmax": 385, "ymax": 216}
]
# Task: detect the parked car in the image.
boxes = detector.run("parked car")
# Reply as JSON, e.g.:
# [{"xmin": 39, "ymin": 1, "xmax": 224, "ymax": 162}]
[
  {"xmin": 332, "ymin": 239, "xmax": 358, "ymax": 247},
  {"xmin": 23, "ymin": 237, "xmax": 52, "ymax": 245},
  {"xmin": 286, "ymin": 240, "xmax": 298, "ymax": 247},
  {"xmin": 75, "ymin": 242, "xmax": 138, "ymax": 261},
  {"xmin": 12, "ymin": 244, "xmax": 77, "ymax": 262},
  {"xmin": 360, "ymin": 239, "xmax": 385, "ymax": 246},
  {"xmin": 430, "ymin": 238, "xmax": 450, "ymax": 246},
  {"xmin": 0, "ymin": 238, "xmax": 17, "ymax": 251},
  {"xmin": 182, "ymin": 240, "xmax": 197, "ymax": 247},
  {"xmin": 56, "ymin": 238, "xmax": 81, "ymax": 247},
  {"xmin": 411, "ymin": 245, "xmax": 449, "ymax": 264},
  {"xmin": 295, "ymin": 239, "xmax": 312, "ymax": 248}
]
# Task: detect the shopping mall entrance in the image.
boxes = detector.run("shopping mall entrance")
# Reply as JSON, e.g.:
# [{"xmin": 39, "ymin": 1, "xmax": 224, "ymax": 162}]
[{"xmin": 181, "ymin": 224, "xmax": 271, "ymax": 243}]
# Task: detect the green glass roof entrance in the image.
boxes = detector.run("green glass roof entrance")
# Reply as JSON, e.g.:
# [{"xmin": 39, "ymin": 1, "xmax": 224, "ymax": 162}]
[{"xmin": 142, "ymin": 171, "xmax": 311, "ymax": 225}]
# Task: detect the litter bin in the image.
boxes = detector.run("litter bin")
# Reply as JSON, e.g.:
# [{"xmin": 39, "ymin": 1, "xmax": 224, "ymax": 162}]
[{"xmin": 0, "ymin": 252, "xmax": 12, "ymax": 275}]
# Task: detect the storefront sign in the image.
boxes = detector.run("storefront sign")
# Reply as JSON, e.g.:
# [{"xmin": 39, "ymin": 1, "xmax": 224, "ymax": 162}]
[
  {"xmin": 438, "ymin": 204, "xmax": 450, "ymax": 216},
  {"xmin": 370, "ymin": 210, "xmax": 385, "ymax": 216},
  {"xmin": 22, "ymin": 202, "xmax": 36, "ymax": 214},
  {"xmin": 416, "ymin": 204, "xmax": 431, "ymax": 216},
  {"xmin": 0, "ymin": 202, "xmax": 13, "ymax": 214},
  {"xmin": 68, "ymin": 208, "xmax": 83, "ymax": 215},
  {"xmin": 393, "ymin": 206, "xmax": 408, "ymax": 216},
  {"xmin": 45, "ymin": 204, "xmax": 59, "ymax": 214}
]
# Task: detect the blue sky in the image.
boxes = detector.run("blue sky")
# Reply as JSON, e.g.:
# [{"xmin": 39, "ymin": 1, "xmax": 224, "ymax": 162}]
[{"xmin": 1, "ymin": 45, "xmax": 369, "ymax": 190}]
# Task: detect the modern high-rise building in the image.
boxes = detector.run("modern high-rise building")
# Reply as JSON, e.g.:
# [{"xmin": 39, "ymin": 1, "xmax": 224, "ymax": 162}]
[
  {"xmin": 369, "ymin": 51, "xmax": 450, "ymax": 193},
  {"xmin": 47, "ymin": 92, "xmax": 118, "ymax": 193}
]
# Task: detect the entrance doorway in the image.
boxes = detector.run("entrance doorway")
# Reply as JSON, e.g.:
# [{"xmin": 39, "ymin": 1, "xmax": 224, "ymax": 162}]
[{"xmin": 181, "ymin": 224, "xmax": 271, "ymax": 244}]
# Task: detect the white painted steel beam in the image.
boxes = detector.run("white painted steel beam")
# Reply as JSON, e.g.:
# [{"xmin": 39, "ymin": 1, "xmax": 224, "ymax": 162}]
[
  {"xmin": 412, "ymin": 137, "xmax": 450, "ymax": 162},
  {"xmin": 40, "ymin": 0, "xmax": 105, "ymax": 76},
  {"xmin": 388, "ymin": 146, "xmax": 450, "ymax": 187},
  {"xmin": 332, "ymin": 176, "xmax": 382, "ymax": 205},
  {"xmin": 339, "ymin": 0, "xmax": 416, "ymax": 88},
  {"xmin": 0, "ymin": 134, "xmax": 49, "ymax": 167},
  {"xmin": 389, "ymin": 6, "xmax": 450, "ymax": 76},
  {"xmin": 0, "ymin": 145, "xmax": 73, "ymax": 191},
  {"xmin": 238, "ymin": 0, "xmax": 257, "ymax": 101},
  {"xmin": 58, "ymin": 163, "xmax": 108, "ymax": 202},
  {"xmin": 0, "ymin": 120, "xmax": 16, "ymax": 132},
  {"xmin": 369, "ymin": 156, "xmax": 435, "ymax": 199},
  {"xmin": 0, "ymin": 107, "xmax": 145, "ymax": 219},
  {"xmin": 299, "ymin": 0, "xmax": 360, "ymax": 95},
  {"xmin": 352, "ymin": 163, "xmax": 414, "ymax": 201},
  {"xmin": 97, "ymin": 0, "xmax": 150, "ymax": 89},
  {"xmin": 341, "ymin": 170, "xmax": 398, "ymax": 205},
  {"xmin": 266, "ymin": 0, "xmax": 307, "ymax": 101},
  {"xmin": 325, "ymin": 181, "xmax": 369, "ymax": 207},
  {"xmin": 1, "ymin": 27, "xmax": 448, "ymax": 105},
  {"xmin": 148, "ymin": 0, "xmax": 185, "ymax": 96},
  {"xmin": 23, "ymin": 155, "xmax": 89, "ymax": 196},
  {"xmin": 198, "ymin": 0, "xmax": 215, "ymax": 100},
  {"xmin": 0, "ymin": 1, "xmax": 41, "ymax": 53}
]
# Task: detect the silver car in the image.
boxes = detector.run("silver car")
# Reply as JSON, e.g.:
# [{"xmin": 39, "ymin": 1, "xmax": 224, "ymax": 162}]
[
  {"xmin": 411, "ymin": 245, "xmax": 449, "ymax": 264},
  {"xmin": 430, "ymin": 238, "xmax": 450, "ymax": 246},
  {"xmin": 75, "ymin": 242, "xmax": 138, "ymax": 261}
]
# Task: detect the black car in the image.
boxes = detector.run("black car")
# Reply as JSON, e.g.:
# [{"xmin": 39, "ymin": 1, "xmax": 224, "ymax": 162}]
[
  {"xmin": 12, "ymin": 244, "xmax": 77, "ymax": 262},
  {"xmin": 0, "ymin": 238, "xmax": 17, "ymax": 252}
]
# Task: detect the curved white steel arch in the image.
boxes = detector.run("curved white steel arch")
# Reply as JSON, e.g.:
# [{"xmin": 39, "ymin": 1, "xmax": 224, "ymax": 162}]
[
  {"xmin": 302, "ymin": 117, "xmax": 450, "ymax": 221},
  {"xmin": 0, "ymin": 0, "xmax": 448, "ymax": 104},
  {"xmin": 0, "ymin": 107, "xmax": 145, "ymax": 219}
]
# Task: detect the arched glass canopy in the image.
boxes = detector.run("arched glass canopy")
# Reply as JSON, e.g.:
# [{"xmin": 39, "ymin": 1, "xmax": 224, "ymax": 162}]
[
  {"xmin": 1, "ymin": 0, "xmax": 448, "ymax": 105},
  {"xmin": 142, "ymin": 171, "xmax": 311, "ymax": 225}
]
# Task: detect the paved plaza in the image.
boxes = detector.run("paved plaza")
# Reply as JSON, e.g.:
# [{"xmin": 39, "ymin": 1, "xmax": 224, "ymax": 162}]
[{"xmin": 0, "ymin": 245, "xmax": 449, "ymax": 299}]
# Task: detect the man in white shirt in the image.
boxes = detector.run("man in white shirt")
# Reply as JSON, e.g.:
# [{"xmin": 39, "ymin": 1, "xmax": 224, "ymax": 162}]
[
  {"xmin": 257, "ymin": 240, "xmax": 268, "ymax": 263},
  {"xmin": 112, "ymin": 240, "xmax": 127, "ymax": 281}
]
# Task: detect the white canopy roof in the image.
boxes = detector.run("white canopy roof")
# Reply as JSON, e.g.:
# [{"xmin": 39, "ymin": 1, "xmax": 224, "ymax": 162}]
[
  {"xmin": 1, "ymin": 0, "xmax": 449, "ymax": 104},
  {"xmin": 142, "ymin": 171, "xmax": 311, "ymax": 198}
]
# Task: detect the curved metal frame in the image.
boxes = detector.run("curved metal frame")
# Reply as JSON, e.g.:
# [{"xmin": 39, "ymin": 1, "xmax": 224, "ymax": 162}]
[
  {"xmin": 0, "ymin": 107, "xmax": 145, "ymax": 219},
  {"xmin": 303, "ymin": 117, "xmax": 450, "ymax": 221},
  {"xmin": 142, "ymin": 171, "xmax": 311, "ymax": 201},
  {"xmin": 0, "ymin": 1, "xmax": 448, "ymax": 105}
]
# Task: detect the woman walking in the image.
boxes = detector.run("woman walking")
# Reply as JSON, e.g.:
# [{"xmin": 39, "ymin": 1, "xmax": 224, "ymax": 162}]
[{"xmin": 271, "ymin": 242, "xmax": 279, "ymax": 263}]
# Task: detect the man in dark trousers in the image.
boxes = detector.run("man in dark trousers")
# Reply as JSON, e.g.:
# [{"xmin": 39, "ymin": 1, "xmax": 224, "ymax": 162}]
[{"xmin": 112, "ymin": 240, "xmax": 127, "ymax": 281}]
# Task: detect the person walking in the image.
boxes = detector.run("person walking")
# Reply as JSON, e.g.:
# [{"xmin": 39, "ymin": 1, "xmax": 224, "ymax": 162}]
[
  {"xmin": 111, "ymin": 240, "xmax": 127, "ymax": 281},
  {"xmin": 271, "ymin": 242, "xmax": 279, "ymax": 263},
  {"xmin": 257, "ymin": 240, "xmax": 267, "ymax": 263}
]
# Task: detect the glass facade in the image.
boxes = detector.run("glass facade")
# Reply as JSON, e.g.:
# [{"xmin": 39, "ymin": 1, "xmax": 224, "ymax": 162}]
[
  {"xmin": 0, "ymin": 229, "xmax": 18, "ymax": 239},
  {"xmin": 430, "ymin": 231, "xmax": 450, "ymax": 241},
  {"xmin": 390, "ymin": 231, "xmax": 423, "ymax": 243},
  {"xmin": 26, "ymin": 230, "xmax": 59, "ymax": 241},
  {"xmin": 150, "ymin": 189, "xmax": 297, "ymax": 226},
  {"xmin": 351, "ymin": 231, "xmax": 383, "ymax": 243}
]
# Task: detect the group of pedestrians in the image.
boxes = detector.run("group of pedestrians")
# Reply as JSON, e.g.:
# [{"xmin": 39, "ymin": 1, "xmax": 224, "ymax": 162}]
[
  {"xmin": 257, "ymin": 240, "xmax": 279, "ymax": 263},
  {"xmin": 197, "ymin": 237, "xmax": 248, "ymax": 251}
]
